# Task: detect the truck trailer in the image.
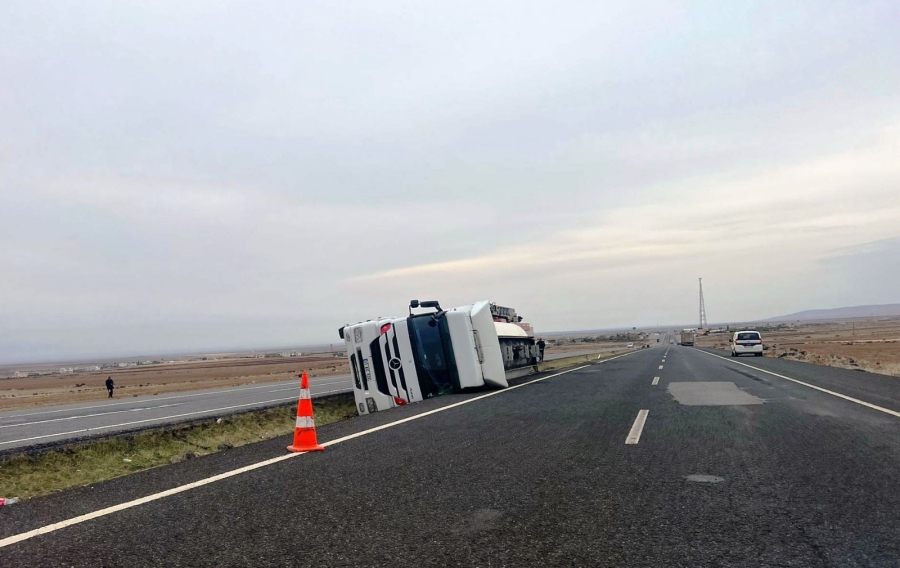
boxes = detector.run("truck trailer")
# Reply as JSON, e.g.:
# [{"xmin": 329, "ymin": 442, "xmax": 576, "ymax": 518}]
[
  {"xmin": 680, "ymin": 330, "xmax": 696, "ymax": 346},
  {"xmin": 338, "ymin": 300, "xmax": 539, "ymax": 415}
]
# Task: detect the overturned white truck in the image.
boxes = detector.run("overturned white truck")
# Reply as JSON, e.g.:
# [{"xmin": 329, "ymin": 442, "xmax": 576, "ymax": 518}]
[{"xmin": 338, "ymin": 300, "xmax": 540, "ymax": 415}]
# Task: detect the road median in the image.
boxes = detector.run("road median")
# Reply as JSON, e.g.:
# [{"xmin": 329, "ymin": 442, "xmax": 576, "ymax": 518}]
[
  {"xmin": 0, "ymin": 393, "xmax": 357, "ymax": 501},
  {"xmin": 535, "ymin": 350, "xmax": 630, "ymax": 372}
]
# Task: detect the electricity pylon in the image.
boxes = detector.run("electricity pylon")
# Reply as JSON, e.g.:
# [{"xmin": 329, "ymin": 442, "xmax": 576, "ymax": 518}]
[{"xmin": 699, "ymin": 278, "xmax": 708, "ymax": 330}]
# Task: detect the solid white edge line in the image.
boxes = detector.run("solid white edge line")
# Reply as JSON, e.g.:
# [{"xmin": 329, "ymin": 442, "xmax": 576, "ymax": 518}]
[
  {"xmin": 696, "ymin": 350, "xmax": 900, "ymax": 418},
  {"xmin": 266, "ymin": 379, "xmax": 350, "ymax": 393},
  {"xmin": 0, "ymin": 350, "xmax": 645, "ymax": 548},
  {"xmin": 0, "ymin": 452, "xmax": 307, "ymax": 548},
  {"xmin": 625, "ymin": 409, "xmax": 649, "ymax": 444}
]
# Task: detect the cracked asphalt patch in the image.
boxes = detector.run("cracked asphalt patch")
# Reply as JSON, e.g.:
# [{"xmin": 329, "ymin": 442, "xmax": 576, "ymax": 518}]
[{"xmin": 668, "ymin": 381, "xmax": 764, "ymax": 406}]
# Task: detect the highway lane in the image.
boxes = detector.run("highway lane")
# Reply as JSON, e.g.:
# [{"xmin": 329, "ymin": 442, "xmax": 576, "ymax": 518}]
[
  {"xmin": 0, "ymin": 351, "xmax": 618, "ymax": 452},
  {"xmin": 0, "ymin": 374, "xmax": 353, "ymax": 452},
  {"xmin": 3, "ymin": 346, "xmax": 900, "ymax": 566}
]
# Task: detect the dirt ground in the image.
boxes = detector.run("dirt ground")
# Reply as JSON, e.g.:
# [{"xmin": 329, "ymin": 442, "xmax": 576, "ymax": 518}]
[
  {"xmin": 0, "ymin": 355, "xmax": 349, "ymax": 411},
  {"xmin": 0, "ymin": 342, "xmax": 600, "ymax": 411},
  {"xmin": 695, "ymin": 317, "xmax": 900, "ymax": 378}
]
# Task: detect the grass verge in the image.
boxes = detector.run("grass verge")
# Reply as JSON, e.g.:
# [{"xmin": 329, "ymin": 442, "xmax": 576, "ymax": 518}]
[
  {"xmin": 535, "ymin": 350, "xmax": 630, "ymax": 372},
  {"xmin": 0, "ymin": 394, "xmax": 357, "ymax": 501}
]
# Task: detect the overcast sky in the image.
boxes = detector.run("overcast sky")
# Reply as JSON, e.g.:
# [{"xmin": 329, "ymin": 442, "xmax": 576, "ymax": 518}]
[{"xmin": 2, "ymin": 1, "xmax": 899, "ymax": 363}]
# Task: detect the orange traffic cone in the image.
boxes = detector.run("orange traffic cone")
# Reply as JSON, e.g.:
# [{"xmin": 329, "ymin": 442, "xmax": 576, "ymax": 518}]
[{"xmin": 287, "ymin": 371, "xmax": 325, "ymax": 453}]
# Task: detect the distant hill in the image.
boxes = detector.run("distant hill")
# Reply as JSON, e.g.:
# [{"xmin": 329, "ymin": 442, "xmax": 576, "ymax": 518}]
[{"xmin": 764, "ymin": 304, "xmax": 900, "ymax": 322}]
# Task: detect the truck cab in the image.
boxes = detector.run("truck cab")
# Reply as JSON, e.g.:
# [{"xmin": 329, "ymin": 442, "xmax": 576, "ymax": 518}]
[{"xmin": 339, "ymin": 300, "xmax": 536, "ymax": 415}]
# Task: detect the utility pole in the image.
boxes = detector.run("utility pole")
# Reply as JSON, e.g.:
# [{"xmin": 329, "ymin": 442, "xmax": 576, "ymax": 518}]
[{"xmin": 699, "ymin": 277, "xmax": 708, "ymax": 330}]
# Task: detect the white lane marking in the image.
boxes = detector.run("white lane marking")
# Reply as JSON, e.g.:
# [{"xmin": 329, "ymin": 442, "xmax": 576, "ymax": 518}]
[
  {"xmin": 0, "ymin": 381, "xmax": 352, "ymax": 430},
  {"xmin": 625, "ymin": 409, "xmax": 649, "ymax": 444},
  {"xmin": 0, "ymin": 404, "xmax": 185, "ymax": 430},
  {"xmin": 658, "ymin": 365, "xmax": 664, "ymax": 370},
  {"xmin": 697, "ymin": 350, "xmax": 900, "ymax": 419},
  {"xmin": 0, "ymin": 350, "xmax": 646, "ymax": 548},
  {"xmin": 323, "ymin": 351, "xmax": 645, "ymax": 449},
  {"xmin": 266, "ymin": 379, "xmax": 351, "ymax": 393},
  {"xmin": 0, "ymin": 452, "xmax": 307, "ymax": 549},
  {"xmin": 652, "ymin": 377, "xmax": 660, "ymax": 386},
  {"xmin": 0, "ymin": 376, "xmax": 352, "ymax": 420},
  {"xmin": 0, "ymin": 387, "xmax": 352, "ymax": 447}
]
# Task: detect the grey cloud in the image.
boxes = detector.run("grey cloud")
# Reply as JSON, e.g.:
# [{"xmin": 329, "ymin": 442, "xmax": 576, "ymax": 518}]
[{"xmin": 2, "ymin": 1, "xmax": 899, "ymax": 362}]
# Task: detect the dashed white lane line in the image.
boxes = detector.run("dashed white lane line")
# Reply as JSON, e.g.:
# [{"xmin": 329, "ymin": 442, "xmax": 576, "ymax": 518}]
[
  {"xmin": 697, "ymin": 350, "xmax": 900, "ymax": 419},
  {"xmin": 658, "ymin": 365, "xmax": 664, "ymax": 370},
  {"xmin": 0, "ymin": 376, "xmax": 353, "ymax": 420},
  {"xmin": 652, "ymin": 377, "xmax": 660, "ymax": 386},
  {"xmin": 0, "ymin": 350, "xmax": 647, "ymax": 549},
  {"xmin": 0, "ymin": 388, "xmax": 353, "ymax": 447},
  {"xmin": 625, "ymin": 409, "xmax": 649, "ymax": 444}
]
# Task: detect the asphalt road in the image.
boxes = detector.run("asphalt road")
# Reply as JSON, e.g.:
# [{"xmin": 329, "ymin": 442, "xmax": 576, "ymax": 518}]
[
  {"xmin": 0, "ymin": 374, "xmax": 353, "ymax": 452},
  {"xmin": 543, "ymin": 347, "xmax": 625, "ymax": 360},
  {"xmin": 3, "ymin": 346, "xmax": 900, "ymax": 566},
  {"xmin": 0, "ymin": 350, "xmax": 616, "ymax": 453}
]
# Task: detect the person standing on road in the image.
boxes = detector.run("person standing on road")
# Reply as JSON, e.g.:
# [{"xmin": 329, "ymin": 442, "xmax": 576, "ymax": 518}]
[
  {"xmin": 105, "ymin": 376, "xmax": 115, "ymax": 398},
  {"xmin": 537, "ymin": 338, "xmax": 546, "ymax": 361}
]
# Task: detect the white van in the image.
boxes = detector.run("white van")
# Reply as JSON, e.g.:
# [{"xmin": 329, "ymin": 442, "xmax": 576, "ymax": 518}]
[{"xmin": 731, "ymin": 331, "xmax": 763, "ymax": 357}]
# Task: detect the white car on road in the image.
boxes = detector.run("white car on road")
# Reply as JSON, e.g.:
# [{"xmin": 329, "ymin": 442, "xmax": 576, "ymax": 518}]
[{"xmin": 731, "ymin": 331, "xmax": 763, "ymax": 357}]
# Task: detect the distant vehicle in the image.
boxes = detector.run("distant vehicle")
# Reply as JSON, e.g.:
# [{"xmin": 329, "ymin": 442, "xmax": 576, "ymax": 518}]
[
  {"xmin": 627, "ymin": 343, "xmax": 634, "ymax": 348},
  {"xmin": 679, "ymin": 330, "xmax": 695, "ymax": 346},
  {"xmin": 731, "ymin": 331, "xmax": 763, "ymax": 357},
  {"xmin": 339, "ymin": 300, "xmax": 539, "ymax": 415}
]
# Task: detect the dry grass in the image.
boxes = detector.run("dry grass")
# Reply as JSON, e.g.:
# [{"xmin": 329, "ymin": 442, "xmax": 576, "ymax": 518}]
[
  {"xmin": 695, "ymin": 317, "xmax": 900, "ymax": 377},
  {"xmin": 0, "ymin": 394, "xmax": 357, "ymax": 501}
]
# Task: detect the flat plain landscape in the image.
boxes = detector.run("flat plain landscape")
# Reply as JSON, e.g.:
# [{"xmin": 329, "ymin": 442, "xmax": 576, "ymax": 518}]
[
  {"xmin": 695, "ymin": 317, "xmax": 900, "ymax": 377},
  {"xmin": 0, "ymin": 342, "xmax": 623, "ymax": 411},
  {"xmin": 8, "ymin": 318, "xmax": 890, "ymax": 414},
  {"xmin": 0, "ymin": 355, "xmax": 348, "ymax": 411}
]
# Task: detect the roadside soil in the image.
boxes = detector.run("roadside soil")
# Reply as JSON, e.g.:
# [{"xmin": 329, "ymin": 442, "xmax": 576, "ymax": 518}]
[
  {"xmin": 695, "ymin": 317, "xmax": 900, "ymax": 377},
  {"xmin": 0, "ymin": 355, "xmax": 349, "ymax": 411},
  {"xmin": 0, "ymin": 339, "xmax": 638, "ymax": 411}
]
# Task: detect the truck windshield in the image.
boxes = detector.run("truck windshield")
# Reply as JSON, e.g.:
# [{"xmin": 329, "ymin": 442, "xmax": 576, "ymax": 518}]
[{"xmin": 407, "ymin": 315, "xmax": 459, "ymax": 398}]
